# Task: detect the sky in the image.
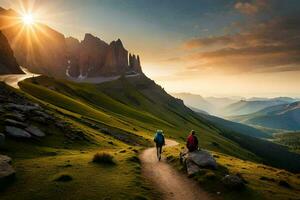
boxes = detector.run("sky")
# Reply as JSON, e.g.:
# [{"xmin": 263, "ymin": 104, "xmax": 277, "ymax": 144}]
[{"xmin": 1, "ymin": 0, "xmax": 300, "ymax": 98}]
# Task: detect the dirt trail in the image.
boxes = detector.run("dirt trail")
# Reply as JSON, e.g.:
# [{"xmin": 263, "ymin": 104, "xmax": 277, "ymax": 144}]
[
  {"xmin": 0, "ymin": 67, "xmax": 40, "ymax": 89},
  {"xmin": 140, "ymin": 139, "xmax": 214, "ymax": 200}
]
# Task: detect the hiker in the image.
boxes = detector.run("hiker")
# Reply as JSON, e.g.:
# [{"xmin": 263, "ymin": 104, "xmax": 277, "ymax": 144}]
[
  {"xmin": 154, "ymin": 130, "xmax": 165, "ymax": 161},
  {"xmin": 186, "ymin": 130, "xmax": 198, "ymax": 152}
]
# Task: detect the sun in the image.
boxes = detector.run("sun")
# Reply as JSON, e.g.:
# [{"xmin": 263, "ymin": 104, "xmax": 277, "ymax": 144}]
[{"xmin": 22, "ymin": 14, "xmax": 35, "ymax": 25}]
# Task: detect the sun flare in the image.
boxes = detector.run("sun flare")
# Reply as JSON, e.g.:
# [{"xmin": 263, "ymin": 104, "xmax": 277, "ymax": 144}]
[{"xmin": 22, "ymin": 14, "xmax": 35, "ymax": 25}]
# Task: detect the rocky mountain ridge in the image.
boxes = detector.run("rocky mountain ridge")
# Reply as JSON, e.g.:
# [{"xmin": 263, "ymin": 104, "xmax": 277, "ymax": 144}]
[{"xmin": 0, "ymin": 7, "xmax": 142, "ymax": 78}]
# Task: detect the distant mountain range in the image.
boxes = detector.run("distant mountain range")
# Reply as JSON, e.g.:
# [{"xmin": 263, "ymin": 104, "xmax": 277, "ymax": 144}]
[
  {"xmin": 171, "ymin": 93, "xmax": 237, "ymax": 115},
  {"xmin": 222, "ymin": 98, "xmax": 297, "ymax": 116},
  {"xmin": 230, "ymin": 101, "xmax": 300, "ymax": 131},
  {"xmin": 0, "ymin": 7, "xmax": 142, "ymax": 78}
]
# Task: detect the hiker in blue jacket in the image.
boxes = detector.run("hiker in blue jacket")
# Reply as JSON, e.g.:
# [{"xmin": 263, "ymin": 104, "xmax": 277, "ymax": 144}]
[{"xmin": 154, "ymin": 130, "xmax": 165, "ymax": 161}]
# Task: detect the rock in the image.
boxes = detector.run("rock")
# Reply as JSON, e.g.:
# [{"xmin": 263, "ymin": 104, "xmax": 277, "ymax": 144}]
[
  {"xmin": 222, "ymin": 174, "xmax": 245, "ymax": 190},
  {"xmin": 26, "ymin": 126, "xmax": 46, "ymax": 137},
  {"xmin": 30, "ymin": 116, "xmax": 47, "ymax": 124},
  {"xmin": 0, "ymin": 133, "xmax": 5, "ymax": 146},
  {"xmin": 5, "ymin": 126, "xmax": 31, "ymax": 138},
  {"xmin": 32, "ymin": 110, "xmax": 53, "ymax": 120},
  {"xmin": 0, "ymin": 155, "xmax": 15, "ymax": 185},
  {"xmin": 129, "ymin": 54, "xmax": 142, "ymax": 73},
  {"xmin": 4, "ymin": 103, "xmax": 40, "ymax": 113},
  {"xmin": 4, "ymin": 119, "xmax": 27, "ymax": 128},
  {"xmin": 184, "ymin": 150, "xmax": 217, "ymax": 169},
  {"xmin": 0, "ymin": 155, "xmax": 12, "ymax": 164},
  {"xmin": 103, "ymin": 39, "xmax": 128, "ymax": 75},
  {"xmin": 3, "ymin": 112, "xmax": 25, "ymax": 122},
  {"xmin": 186, "ymin": 159, "xmax": 201, "ymax": 175}
]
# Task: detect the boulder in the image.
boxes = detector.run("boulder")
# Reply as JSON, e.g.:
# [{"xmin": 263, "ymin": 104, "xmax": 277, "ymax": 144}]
[
  {"xmin": 186, "ymin": 159, "xmax": 201, "ymax": 175},
  {"xmin": 30, "ymin": 116, "xmax": 47, "ymax": 124},
  {"xmin": 4, "ymin": 103, "xmax": 40, "ymax": 113},
  {"xmin": 0, "ymin": 155, "xmax": 15, "ymax": 185},
  {"xmin": 32, "ymin": 110, "xmax": 53, "ymax": 121},
  {"xmin": 0, "ymin": 155, "xmax": 12, "ymax": 164},
  {"xmin": 0, "ymin": 133, "xmax": 5, "ymax": 146},
  {"xmin": 26, "ymin": 126, "xmax": 46, "ymax": 137},
  {"xmin": 5, "ymin": 126, "xmax": 31, "ymax": 138},
  {"xmin": 3, "ymin": 112, "xmax": 25, "ymax": 122},
  {"xmin": 4, "ymin": 119, "xmax": 27, "ymax": 128},
  {"xmin": 183, "ymin": 150, "xmax": 217, "ymax": 170},
  {"xmin": 222, "ymin": 174, "xmax": 245, "ymax": 190}
]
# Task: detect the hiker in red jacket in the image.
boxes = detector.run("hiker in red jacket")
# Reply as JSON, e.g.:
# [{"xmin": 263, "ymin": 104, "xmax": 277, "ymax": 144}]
[{"xmin": 186, "ymin": 130, "xmax": 198, "ymax": 152}]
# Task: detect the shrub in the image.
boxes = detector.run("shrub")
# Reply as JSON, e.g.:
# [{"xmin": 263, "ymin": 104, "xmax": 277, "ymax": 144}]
[
  {"xmin": 93, "ymin": 152, "xmax": 116, "ymax": 165},
  {"xmin": 54, "ymin": 174, "xmax": 73, "ymax": 182},
  {"xmin": 278, "ymin": 180, "xmax": 292, "ymax": 189}
]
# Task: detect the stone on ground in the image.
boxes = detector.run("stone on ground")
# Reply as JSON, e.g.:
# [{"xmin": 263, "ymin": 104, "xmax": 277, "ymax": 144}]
[
  {"xmin": 0, "ymin": 155, "xmax": 15, "ymax": 185},
  {"xmin": 222, "ymin": 174, "xmax": 245, "ymax": 190},
  {"xmin": 5, "ymin": 126, "xmax": 31, "ymax": 138},
  {"xmin": 26, "ymin": 126, "xmax": 46, "ymax": 137}
]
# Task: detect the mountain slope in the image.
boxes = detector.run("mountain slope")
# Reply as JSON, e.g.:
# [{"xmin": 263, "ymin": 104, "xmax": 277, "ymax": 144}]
[
  {"xmin": 19, "ymin": 75, "xmax": 260, "ymax": 162},
  {"xmin": 0, "ymin": 30, "xmax": 23, "ymax": 74},
  {"xmin": 231, "ymin": 101, "xmax": 300, "ymax": 131},
  {"xmin": 197, "ymin": 113, "xmax": 271, "ymax": 138},
  {"xmin": 171, "ymin": 93, "xmax": 213, "ymax": 114},
  {"xmin": 18, "ymin": 75, "xmax": 300, "ymax": 173}
]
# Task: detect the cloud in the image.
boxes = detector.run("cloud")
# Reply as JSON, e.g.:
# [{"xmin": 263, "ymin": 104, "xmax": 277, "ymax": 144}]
[
  {"xmin": 234, "ymin": 0, "xmax": 268, "ymax": 15},
  {"xmin": 181, "ymin": 14, "xmax": 300, "ymax": 74}
]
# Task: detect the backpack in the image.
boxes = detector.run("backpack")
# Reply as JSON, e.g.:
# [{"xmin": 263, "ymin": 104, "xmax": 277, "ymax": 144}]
[{"xmin": 155, "ymin": 133, "xmax": 164, "ymax": 145}]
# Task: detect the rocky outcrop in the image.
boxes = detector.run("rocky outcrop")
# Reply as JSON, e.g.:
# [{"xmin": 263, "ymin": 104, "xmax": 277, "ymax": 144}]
[
  {"xmin": 5, "ymin": 126, "xmax": 32, "ymax": 138},
  {"xmin": 0, "ymin": 30, "xmax": 23, "ymax": 74},
  {"xmin": 129, "ymin": 54, "xmax": 142, "ymax": 73},
  {"xmin": 0, "ymin": 82, "xmax": 51, "ymax": 140},
  {"xmin": 103, "ymin": 39, "xmax": 128, "ymax": 75},
  {"xmin": 65, "ymin": 37, "xmax": 81, "ymax": 77},
  {"xmin": 66, "ymin": 33, "xmax": 142, "ymax": 78},
  {"xmin": 0, "ymin": 7, "xmax": 68, "ymax": 77},
  {"xmin": 180, "ymin": 150, "xmax": 217, "ymax": 175}
]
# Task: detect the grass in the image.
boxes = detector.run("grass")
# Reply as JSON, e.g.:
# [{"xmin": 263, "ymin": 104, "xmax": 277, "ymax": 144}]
[{"xmin": 164, "ymin": 144, "xmax": 300, "ymax": 200}]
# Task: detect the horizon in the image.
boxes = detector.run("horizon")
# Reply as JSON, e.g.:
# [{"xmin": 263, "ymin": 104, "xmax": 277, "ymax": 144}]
[{"xmin": 1, "ymin": 0, "xmax": 300, "ymax": 98}]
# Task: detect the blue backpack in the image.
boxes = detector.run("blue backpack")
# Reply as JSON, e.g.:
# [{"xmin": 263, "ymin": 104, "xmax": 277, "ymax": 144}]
[{"xmin": 154, "ymin": 131, "xmax": 164, "ymax": 145}]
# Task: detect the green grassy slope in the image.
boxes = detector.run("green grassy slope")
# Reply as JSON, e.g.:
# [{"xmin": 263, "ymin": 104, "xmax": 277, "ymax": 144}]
[
  {"xmin": 0, "ymin": 82, "xmax": 157, "ymax": 200},
  {"xmin": 19, "ymin": 76, "xmax": 259, "ymax": 161},
  {"xmin": 273, "ymin": 132, "xmax": 300, "ymax": 154}
]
